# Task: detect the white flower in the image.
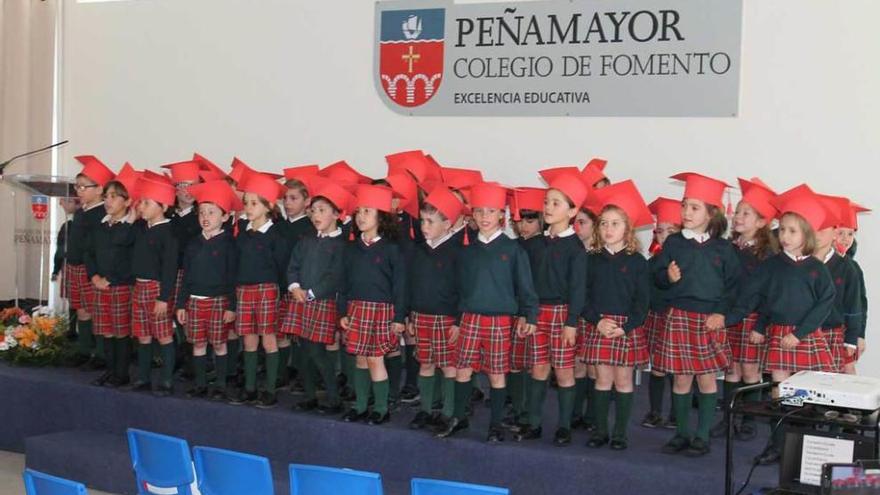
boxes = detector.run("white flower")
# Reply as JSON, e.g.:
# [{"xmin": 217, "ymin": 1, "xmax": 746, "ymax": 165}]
[
  {"xmin": 29, "ymin": 342, "xmax": 39, "ymax": 350},
  {"xmin": 5, "ymin": 335, "xmax": 17, "ymax": 348},
  {"xmin": 0, "ymin": 342, "xmax": 7, "ymax": 351}
]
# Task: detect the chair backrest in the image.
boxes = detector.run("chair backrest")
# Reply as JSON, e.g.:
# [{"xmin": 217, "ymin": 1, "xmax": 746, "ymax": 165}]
[
  {"xmin": 23, "ymin": 469, "xmax": 88, "ymax": 495},
  {"xmin": 289, "ymin": 464, "xmax": 383, "ymax": 495},
  {"xmin": 411, "ymin": 478, "xmax": 509, "ymax": 495},
  {"xmin": 126, "ymin": 428, "xmax": 194, "ymax": 495},
  {"xmin": 193, "ymin": 446, "xmax": 274, "ymax": 495}
]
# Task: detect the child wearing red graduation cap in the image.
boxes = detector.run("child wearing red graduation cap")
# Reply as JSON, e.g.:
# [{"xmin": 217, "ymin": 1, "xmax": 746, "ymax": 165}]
[
  {"xmin": 436, "ymin": 182, "xmax": 539, "ymax": 443},
  {"xmin": 830, "ymin": 198, "xmax": 869, "ymax": 374},
  {"xmin": 338, "ymin": 184, "xmax": 407, "ymax": 425},
  {"xmin": 129, "ymin": 176, "xmax": 179, "ymax": 396},
  {"xmin": 228, "ymin": 171, "xmax": 289, "ymax": 408},
  {"xmin": 174, "ymin": 180, "xmax": 240, "ymax": 400},
  {"xmin": 514, "ymin": 172, "xmax": 588, "ymax": 447},
  {"xmin": 652, "ymin": 172, "xmax": 741, "ymax": 457},
  {"xmin": 67, "ymin": 156, "xmax": 116, "ymax": 368},
  {"xmin": 640, "ymin": 197, "xmax": 682, "ymax": 430},
  {"xmin": 284, "ymin": 179, "xmax": 352, "ymax": 415}
]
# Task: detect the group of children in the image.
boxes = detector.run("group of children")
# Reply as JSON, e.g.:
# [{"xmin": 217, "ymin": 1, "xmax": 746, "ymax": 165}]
[{"xmin": 57, "ymin": 150, "xmax": 868, "ymax": 459}]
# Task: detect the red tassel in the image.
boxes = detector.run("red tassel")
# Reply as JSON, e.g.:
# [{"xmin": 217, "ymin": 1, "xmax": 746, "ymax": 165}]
[
  {"xmin": 725, "ymin": 189, "xmax": 734, "ymax": 218},
  {"xmin": 348, "ymin": 229, "xmax": 355, "ymax": 241},
  {"xmin": 649, "ymin": 238, "xmax": 662, "ymax": 256},
  {"xmin": 463, "ymin": 229, "xmax": 470, "ymax": 246}
]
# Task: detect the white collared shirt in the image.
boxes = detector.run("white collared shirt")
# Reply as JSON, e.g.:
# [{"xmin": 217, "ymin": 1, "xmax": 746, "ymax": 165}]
[
  {"xmin": 427, "ymin": 231, "xmax": 454, "ymax": 249},
  {"xmin": 287, "ymin": 213, "xmax": 308, "ymax": 224},
  {"xmin": 318, "ymin": 227, "xmax": 342, "ymax": 239},
  {"xmin": 83, "ymin": 201, "xmax": 104, "ymax": 212},
  {"xmin": 176, "ymin": 206, "xmax": 194, "ymax": 217},
  {"xmin": 682, "ymin": 228, "xmax": 711, "ymax": 244},
  {"xmin": 784, "ymin": 250, "xmax": 810, "ymax": 262},
  {"xmin": 545, "ymin": 226, "xmax": 575, "ymax": 239},
  {"xmin": 478, "ymin": 229, "xmax": 504, "ymax": 244},
  {"xmin": 246, "ymin": 219, "xmax": 273, "ymax": 233},
  {"xmin": 202, "ymin": 229, "xmax": 225, "ymax": 240},
  {"xmin": 604, "ymin": 244, "xmax": 624, "ymax": 255},
  {"xmin": 822, "ymin": 248, "xmax": 836, "ymax": 264},
  {"xmin": 148, "ymin": 218, "xmax": 170, "ymax": 229},
  {"xmin": 361, "ymin": 233, "xmax": 382, "ymax": 245},
  {"xmin": 101, "ymin": 214, "xmax": 131, "ymax": 225}
]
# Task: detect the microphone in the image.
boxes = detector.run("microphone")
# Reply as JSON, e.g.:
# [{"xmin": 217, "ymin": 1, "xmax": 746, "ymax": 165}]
[{"xmin": 0, "ymin": 140, "xmax": 69, "ymax": 176}]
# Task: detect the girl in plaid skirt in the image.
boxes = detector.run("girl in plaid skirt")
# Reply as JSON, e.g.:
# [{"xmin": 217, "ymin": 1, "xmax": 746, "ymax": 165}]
[
  {"xmin": 339, "ymin": 184, "xmax": 407, "ymax": 425},
  {"xmin": 652, "ymin": 172, "xmax": 742, "ymax": 457},
  {"xmin": 834, "ymin": 206, "xmax": 868, "ymax": 374},
  {"xmin": 581, "ymin": 181, "xmax": 652, "ymax": 451},
  {"xmin": 573, "ymin": 206, "xmax": 599, "ymax": 431}
]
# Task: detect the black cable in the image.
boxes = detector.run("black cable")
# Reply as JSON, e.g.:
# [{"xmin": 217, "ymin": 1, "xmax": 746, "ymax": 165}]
[{"xmin": 735, "ymin": 403, "xmax": 811, "ymax": 495}]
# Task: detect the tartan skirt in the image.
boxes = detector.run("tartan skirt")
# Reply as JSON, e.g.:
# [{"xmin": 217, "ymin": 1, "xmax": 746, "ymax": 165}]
[
  {"xmin": 298, "ymin": 299, "xmax": 338, "ymax": 345},
  {"xmin": 94, "ymin": 285, "xmax": 132, "ymax": 337},
  {"xmin": 727, "ymin": 313, "xmax": 763, "ymax": 365},
  {"xmin": 455, "ymin": 313, "xmax": 513, "ymax": 376},
  {"xmin": 644, "ymin": 309, "xmax": 666, "ymax": 357},
  {"xmin": 510, "ymin": 325, "xmax": 529, "ymax": 370},
  {"xmin": 653, "ymin": 307, "xmax": 731, "ymax": 375},
  {"xmin": 581, "ymin": 314, "xmax": 649, "ymax": 368},
  {"xmin": 412, "ymin": 311, "xmax": 457, "ymax": 368},
  {"xmin": 65, "ymin": 263, "xmax": 95, "ymax": 313},
  {"xmin": 763, "ymin": 324, "xmax": 833, "ymax": 373},
  {"xmin": 235, "ymin": 283, "xmax": 278, "ymax": 336},
  {"xmin": 132, "ymin": 279, "xmax": 174, "ymax": 340},
  {"xmin": 527, "ymin": 304, "xmax": 576, "ymax": 369},
  {"xmin": 185, "ymin": 296, "xmax": 229, "ymax": 347},
  {"xmin": 822, "ymin": 326, "xmax": 848, "ymax": 373},
  {"xmin": 345, "ymin": 300, "xmax": 397, "ymax": 357},
  {"xmin": 279, "ymin": 292, "xmax": 305, "ymax": 336}
]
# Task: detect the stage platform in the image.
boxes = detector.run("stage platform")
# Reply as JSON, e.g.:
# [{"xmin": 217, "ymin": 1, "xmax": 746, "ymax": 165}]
[{"xmin": 0, "ymin": 363, "xmax": 777, "ymax": 494}]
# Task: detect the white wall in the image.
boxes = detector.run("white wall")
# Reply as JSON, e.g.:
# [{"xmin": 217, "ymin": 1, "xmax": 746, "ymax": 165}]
[{"xmin": 61, "ymin": 0, "xmax": 880, "ymax": 375}]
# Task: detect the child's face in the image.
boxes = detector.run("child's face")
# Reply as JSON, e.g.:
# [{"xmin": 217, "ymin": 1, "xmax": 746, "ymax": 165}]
[
  {"xmin": 836, "ymin": 227, "xmax": 855, "ymax": 253},
  {"xmin": 575, "ymin": 211, "xmax": 594, "ymax": 243},
  {"xmin": 599, "ymin": 208, "xmax": 628, "ymax": 247},
  {"xmin": 543, "ymin": 189, "xmax": 577, "ymax": 228},
  {"xmin": 137, "ymin": 198, "xmax": 166, "ymax": 223},
  {"xmin": 815, "ymin": 227, "xmax": 835, "ymax": 252},
  {"xmin": 420, "ymin": 210, "xmax": 451, "ymax": 241},
  {"xmin": 175, "ymin": 181, "xmax": 196, "ymax": 207},
  {"xmin": 103, "ymin": 187, "xmax": 130, "ymax": 218},
  {"xmin": 355, "ymin": 207, "xmax": 380, "ymax": 235},
  {"xmin": 654, "ymin": 222, "xmax": 679, "ymax": 247},
  {"xmin": 733, "ymin": 201, "xmax": 765, "ymax": 238},
  {"xmin": 681, "ymin": 198, "xmax": 711, "ymax": 232},
  {"xmin": 243, "ymin": 193, "xmax": 271, "ymax": 222},
  {"xmin": 75, "ymin": 176, "xmax": 102, "ymax": 204},
  {"xmin": 198, "ymin": 202, "xmax": 228, "ymax": 233},
  {"xmin": 516, "ymin": 217, "xmax": 541, "ymax": 239},
  {"xmin": 778, "ymin": 214, "xmax": 806, "ymax": 255},
  {"xmin": 472, "ymin": 207, "xmax": 503, "ymax": 234},
  {"xmin": 309, "ymin": 199, "xmax": 339, "ymax": 233},
  {"xmin": 283, "ymin": 187, "xmax": 309, "ymax": 218}
]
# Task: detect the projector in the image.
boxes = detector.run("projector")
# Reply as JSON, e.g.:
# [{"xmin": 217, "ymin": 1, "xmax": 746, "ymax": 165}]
[{"xmin": 779, "ymin": 371, "xmax": 880, "ymax": 411}]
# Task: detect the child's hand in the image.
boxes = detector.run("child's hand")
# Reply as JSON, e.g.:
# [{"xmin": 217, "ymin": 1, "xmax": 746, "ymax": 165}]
[
  {"xmin": 391, "ymin": 322, "xmax": 405, "ymax": 335},
  {"xmin": 522, "ymin": 323, "xmax": 536, "ymax": 336},
  {"xmin": 668, "ymin": 261, "xmax": 682, "ymax": 283},
  {"xmin": 339, "ymin": 317, "xmax": 351, "ymax": 331},
  {"xmin": 562, "ymin": 325, "xmax": 577, "ymax": 346},
  {"xmin": 858, "ymin": 337, "xmax": 866, "ymax": 355},
  {"xmin": 749, "ymin": 331, "xmax": 765, "ymax": 344},
  {"xmin": 176, "ymin": 309, "xmax": 187, "ymax": 324},
  {"xmin": 705, "ymin": 313, "xmax": 725, "ymax": 331},
  {"xmin": 406, "ymin": 320, "xmax": 415, "ymax": 336},
  {"xmin": 515, "ymin": 316, "xmax": 526, "ymax": 337},
  {"xmin": 846, "ymin": 345, "xmax": 857, "ymax": 357},
  {"xmin": 447, "ymin": 325, "xmax": 460, "ymax": 344},
  {"xmin": 153, "ymin": 300, "xmax": 168, "ymax": 318},
  {"xmin": 606, "ymin": 327, "xmax": 625, "ymax": 339},
  {"xmin": 596, "ymin": 318, "xmax": 618, "ymax": 337},
  {"xmin": 223, "ymin": 311, "xmax": 236, "ymax": 323},
  {"xmin": 291, "ymin": 287, "xmax": 307, "ymax": 303},
  {"xmin": 780, "ymin": 333, "xmax": 800, "ymax": 350}
]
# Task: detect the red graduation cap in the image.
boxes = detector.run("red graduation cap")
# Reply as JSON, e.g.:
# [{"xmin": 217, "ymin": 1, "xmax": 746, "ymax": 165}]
[
  {"xmin": 193, "ymin": 153, "xmax": 227, "ymax": 181},
  {"xmin": 648, "ymin": 197, "xmax": 682, "ymax": 225},
  {"xmin": 354, "ymin": 184, "xmax": 396, "ymax": 213},
  {"xmin": 542, "ymin": 170, "xmax": 590, "ymax": 209},
  {"xmin": 385, "ymin": 173, "xmax": 420, "ymax": 218},
  {"xmin": 310, "ymin": 176, "xmax": 355, "ymax": 216},
  {"xmin": 238, "ymin": 171, "xmax": 286, "ymax": 203},
  {"xmin": 229, "ymin": 157, "xmax": 282, "ymax": 184},
  {"xmin": 510, "ymin": 187, "xmax": 546, "ymax": 221},
  {"xmin": 738, "ymin": 177, "xmax": 778, "ymax": 221},
  {"xmin": 283, "ymin": 164, "xmax": 319, "ymax": 181},
  {"xmin": 845, "ymin": 202, "xmax": 871, "ymax": 230},
  {"xmin": 114, "ymin": 162, "xmax": 142, "ymax": 201},
  {"xmin": 440, "ymin": 167, "xmax": 483, "ymax": 191},
  {"xmin": 771, "ymin": 184, "xmax": 838, "ymax": 231},
  {"xmin": 671, "ymin": 172, "xmax": 730, "ymax": 209},
  {"xmin": 422, "ymin": 154, "xmax": 444, "ymax": 182},
  {"xmin": 187, "ymin": 180, "xmax": 243, "ymax": 213},
  {"xmin": 469, "ymin": 182, "xmax": 509, "ymax": 210},
  {"xmin": 423, "ymin": 184, "xmax": 464, "ymax": 222},
  {"xmin": 160, "ymin": 160, "xmax": 201, "ymax": 184},
  {"xmin": 320, "ymin": 160, "xmax": 372, "ymax": 185},
  {"xmin": 75, "ymin": 155, "xmax": 116, "ymax": 187},
  {"xmin": 135, "ymin": 177, "xmax": 175, "ymax": 206},
  {"xmin": 538, "ymin": 166, "xmax": 581, "ymax": 186},
  {"xmin": 581, "ymin": 158, "xmax": 608, "ymax": 188},
  {"xmin": 386, "ymin": 150, "xmax": 430, "ymax": 184},
  {"xmin": 589, "ymin": 180, "xmax": 654, "ymax": 229},
  {"xmin": 142, "ymin": 169, "xmax": 173, "ymax": 186}
]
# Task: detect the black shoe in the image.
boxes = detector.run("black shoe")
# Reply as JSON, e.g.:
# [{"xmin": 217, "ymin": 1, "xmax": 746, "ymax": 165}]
[
  {"xmin": 367, "ymin": 411, "xmax": 391, "ymax": 425},
  {"xmin": 684, "ymin": 437, "xmax": 710, "ymax": 457},
  {"xmin": 400, "ymin": 385, "xmax": 420, "ymax": 404},
  {"xmin": 641, "ymin": 411, "xmax": 665, "ymax": 429},
  {"xmin": 255, "ymin": 392, "xmax": 278, "ymax": 409},
  {"xmin": 610, "ymin": 437, "xmax": 628, "ymax": 450},
  {"xmin": 106, "ymin": 375, "xmax": 129, "ymax": 388},
  {"xmin": 186, "ymin": 386, "xmax": 208, "ymax": 399},
  {"xmin": 486, "ymin": 425, "xmax": 505, "ymax": 443},
  {"xmin": 80, "ymin": 356, "xmax": 107, "ymax": 371},
  {"xmin": 662, "ymin": 435, "xmax": 691, "ymax": 454},
  {"xmin": 587, "ymin": 434, "xmax": 609, "ymax": 448},
  {"xmin": 554, "ymin": 427, "xmax": 572, "ymax": 446},
  {"xmin": 228, "ymin": 389, "xmax": 257, "ymax": 405},
  {"xmin": 128, "ymin": 380, "xmax": 152, "ymax": 393},
  {"xmin": 514, "ymin": 425, "xmax": 542, "ymax": 442},
  {"xmin": 295, "ymin": 398, "xmax": 319, "ymax": 412},
  {"xmin": 342, "ymin": 408, "xmax": 369, "ymax": 423},
  {"xmin": 709, "ymin": 418, "xmax": 729, "ymax": 438},
  {"xmin": 317, "ymin": 401, "xmax": 344, "ymax": 415},
  {"xmin": 662, "ymin": 416, "xmax": 677, "ymax": 430},
  {"xmin": 435, "ymin": 417, "xmax": 469, "ymax": 438},
  {"xmin": 91, "ymin": 371, "xmax": 113, "ymax": 386},
  {"xmin": 153, "ymin": 382, "xmax": 173, "ymax": 397},
  {"xmin": 571, "ymin": 415, "xmax": 586, "ymax": 430},
  {"xmin": 754, "ymin": 446, "xmax": 781, "ymax": 465},
  {"xmin": 410, "ymin": 411, "xmax": 432, "ymax": 430},
  {"xmin": 470, "ymin": 387, "xmax": 485, "ymax": 403},
  {"xmin": 735, "ymin": 420, "xmax": 758, "ymax": 442}
]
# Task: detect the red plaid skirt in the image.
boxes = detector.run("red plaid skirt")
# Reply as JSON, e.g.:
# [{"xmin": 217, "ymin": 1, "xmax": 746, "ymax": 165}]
[
  {"xmin": 455, "ymin": 313, "xmax": 512, "ymax": 375},
  {"xmin": 527, "ymin": 304, "xmax": 576, "ymax": 369},
  {"xmin": 235, "ymin": 284, "xmax": 278, "ymax": 336},
  {"xmin": 132, "ymin": 280, "xmax": 174, "ymax": 340},
  {"xmin": 510, "ymin": 329, "xmax": 529, "ymax": 370},
  {"xmin": 822, "ymin": 326, "xmax": 847, "ymax": 373},
  {"xmin": 728, "ymin": 313, "xmax": 763, "ymax": 365},
  {"xmin": 298, "ymin": 299, "xmax": 338, "ymax": 345},
  {"xmin": 171, "ymin": 269, "xmax": 184, "ymax": 313},
  {"xmin": 644, "ymin": 310, "xmax": 666, "ymax": 357},
  {"xmin": 345, "ymin": 300, "xmax": 397, "ymax": 356},
  {"xmin": 185, "ymin": 296, "xmax": 229, "ymax": 347},
  {"xmin": 581, "ymin": 314, "xmax": 649, "ymax": 368},
  {"xmin": 653, "ymin": 308, "xmax": 731, "ymax": 375},
  {"xmin": 764, "ymin": 324, "xmax": 833, "ymax": 373},
  {"xmin": 412, "ymin": 312, "xmax": 457, "ymax": 368},
  {"xmin": 65, "ymin": 264, "xmax": 96, "ymax": 313},
  {"xmin": 94, "ymin": 285, "xmax": 132, "ymax": 337},
  {"xmin": 279, "ymin": 292, "xmax": 305, "ymax": 336}
]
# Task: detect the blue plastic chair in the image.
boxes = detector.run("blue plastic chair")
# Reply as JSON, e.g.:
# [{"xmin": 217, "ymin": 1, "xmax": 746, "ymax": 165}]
[
  {"xmin": 126, "ymin": 428, "xmax": 195, "ymax": 495},
  {"xmin": 411, "ymin": 478, "xmax": 509, "ymax": 495},
  {"xmin": 23, "ymin": 469, "xmax": 88, "ymax": 495},
  {"xmin": 290, "ymin": 464, "xmax": 383, "ymax": 495},
  {"xmin": 193, "ymin": 446, "xmax": 273, "ymax": 495}
]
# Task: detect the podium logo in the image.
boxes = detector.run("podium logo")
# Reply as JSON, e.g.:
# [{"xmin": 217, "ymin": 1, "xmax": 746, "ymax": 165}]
[{"xmin": 378, "ymin": 8, "xmax": 445, "ymax": 108}]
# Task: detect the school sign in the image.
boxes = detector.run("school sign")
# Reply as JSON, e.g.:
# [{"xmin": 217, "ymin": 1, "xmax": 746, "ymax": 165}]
[{"xmin": 374, "ymin": 0, "xmax": 743, "ymax": 117}]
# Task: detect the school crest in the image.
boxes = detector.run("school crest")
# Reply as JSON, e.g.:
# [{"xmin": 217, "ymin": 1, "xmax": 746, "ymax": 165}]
[{"xmin": 377, "ymin": 9, "xmax": 445, "ymax": 108}]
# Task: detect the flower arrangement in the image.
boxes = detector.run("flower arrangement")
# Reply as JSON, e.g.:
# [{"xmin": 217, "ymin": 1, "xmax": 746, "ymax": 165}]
[{"xmin": 0, "ymin": 307, "xmax": 72, "ymax": 366}]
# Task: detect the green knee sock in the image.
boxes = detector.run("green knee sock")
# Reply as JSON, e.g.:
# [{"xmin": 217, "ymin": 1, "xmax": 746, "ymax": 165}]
[
  {"xmin": 593, "ymin": 390, "xmax": 612, "ymax": 437},
  {"xmin": 115, "ymin": 337, "xmax": 130, "ymax": 380},
  {"xmin": 612, "ymin": 392, "xmax": 634, "ymax": 441},
  {"xmin": 489, "ymin": 387, "xmax": 507, "ymax": 426},
  {"xmin": 696, "ymin": 392, "xmax": 718, "ymax": 441},
  {"xmin": 528, "ymin": 377, "xmax": 549, "ymax": 428},
  {"xmin": 507, "ymin": 371, "xmax": 524, "ymax": 417},
  {"xmin": 453, "ymin": 380, "xmax": 471, "ymax": 420},
  {"xmin": 372, "ymin": 379, "xmax": 390, "ymax": 415},
  {"xmin": 585, "ymin": 377, "xmax": 596, "ymax": 424},
  {"xmin": 434, "ymin": 372, "xmax": 445, "ymax": 408},
  {"xmin": 314, "ymin": 345, "xmax": 339, "ymax": 403},
  {"xmin": 226, "ymin": 339, "xmax": 240, "ymax": 378},
  {"xmin": 442, "ymin": 377, "xmax": 455, "ymax": 418},
  {"xmin": 94, "ymin": 335, "xmax": 105, "ymax": 360},
  {"xmin": 673, "ymin": 392, "xmax": 693, "ymax": 437},
  {"xmin": 101, "ymin": 336, "xmax": 113, "ymax": 370},
  {"xmin": 649, "ymin": 374, "xmax": 666, "ymax": 415},
  {"xmin": 557, "ymin": 385, "xmax": 575, "ymax": 429},
  {"xmin": 418, "ymin": 375, "xmax": 436, "ymax": 414},
  {"xmin": 326, "ymin": 348, "xmax": 340, "ymax": 377},
  {"xmin": 385, "ymin": 354, "xmax": 402, "ymax": 401},
  {"xmin": 137, "ymin": 344, "xmax": 152, "ymax": 383},
  {"xmin": 353, "ymin": 368, "xmax": 371, "ymax": 413},
  {"xmin": 77, "ymin": 319, "xmax": 94, "ymax": 356},
  {"xmin": 214, "ymin": 353, "xmax": 228, "ymax": 388},
  {"xmin": 243, "ymin": 351, "xmax": 258, "ymax": 392},
  {"xmin": 277, "ymin": 345, "xmax": 291, "ymax": 384},
  {"xmin": 159, "ymin": 343, "xmax": 175, "ymax": 385},
  {"xmin": 572, "ymin": 377, "xmax": 587, "ymax": 419},
  {"xmin": 290, "ymin": 343, "xmax": 305, "ymax": 375},
  {"xmin": 193, "ymin": 355, "xmax": 207, "ymax": 388},
  {"xmin": 264, "ymin": 351, "xmax": 279, "ymax": 394}
]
